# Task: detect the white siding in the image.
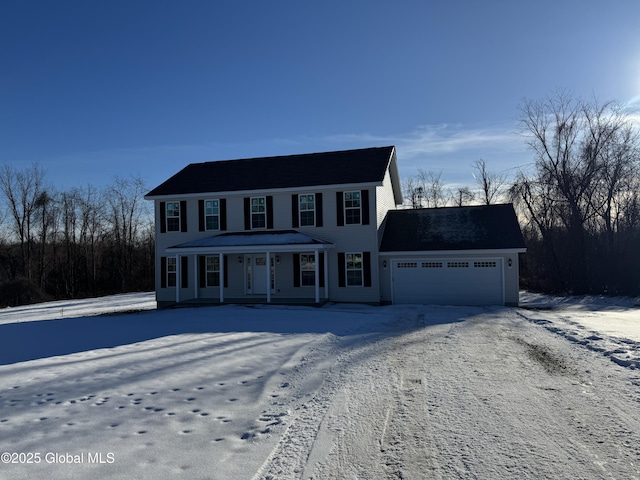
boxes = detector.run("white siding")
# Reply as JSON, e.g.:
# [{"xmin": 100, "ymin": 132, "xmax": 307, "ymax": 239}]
[
  {"xmin": 375, "ymin": 168, "xmax": 400, "ymax": 228},
  {"xmin": 152, "ymin": 171, "xmax": 400, "ymax": 305}
]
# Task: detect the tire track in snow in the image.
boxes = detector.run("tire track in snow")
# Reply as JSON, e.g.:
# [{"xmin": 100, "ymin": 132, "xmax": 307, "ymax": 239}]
[{"xmin": 254, "ymin": 308, "xmax": 640, "ymax": 479}]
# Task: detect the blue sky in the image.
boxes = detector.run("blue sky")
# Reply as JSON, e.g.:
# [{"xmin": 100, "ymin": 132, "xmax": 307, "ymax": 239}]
[{"xmin": 2, "ymin": 0, "xmax": 640, "ymax": 193}]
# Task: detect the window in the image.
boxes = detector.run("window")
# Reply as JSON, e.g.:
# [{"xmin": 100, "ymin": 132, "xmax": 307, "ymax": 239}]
[
  {"xmin": 422, "ymin": 262, "xmax": 443, "ymax": 268},
  {"xmin": 346, "ymin": 253, "xmax": 363, "ymax": 286},
  {"xmin": 167, "ymin": 257, "xmax": 177, "ymax": 287},
  {"xmin": 299, "ymin": 194, "xmax": 315, "ymax": 227},
  {"xmin": 205, "ymin": 200, "xmax": 220, "ymax": 230},
  {"xmin": 206, "ymin": 256, "xmax": 220, "ymax": 287},
  {"xmin": 300, "ymin": 254, "xmax": 316, "ymax": 286},
  {"xmin": 397, "ymin": 262, "xmax": 417, "ymax": 268},
  {"xmin": 251, "ymin": 197, "xmax": 266, "ymax": 229},
  {"xmin": 166, "ymin": 201, "xmax": 180, "ymax": 232},
  {"xmin": 474, "ymin": 261, "xmax": 497, "ymax": 268},
  {"xmin": 344, "ymin": 191, "xmax": 361, "ymax": 224},
  {"xmin": 447, "ymin": 261, "xmax": 469, "ymax": 268}
]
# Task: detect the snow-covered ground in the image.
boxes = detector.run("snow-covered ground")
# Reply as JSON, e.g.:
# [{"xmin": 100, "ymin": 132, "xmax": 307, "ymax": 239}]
[{"xmin": 0, "ymin": 293, "xmax": 638, "ymax": 479}]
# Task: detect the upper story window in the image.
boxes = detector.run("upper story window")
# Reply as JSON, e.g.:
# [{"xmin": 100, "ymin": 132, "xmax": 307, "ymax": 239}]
[
  {"xmin": 205, "ymin": 199, "xmax": 220, "ymax": 230},
  {"xmin": 251, "ymin": 197, "xmax": 266, "ymax": 229},
  {"xmin": 292, "ymin": 193, "xmax": 322, "ymax": 229},
  {"xmin": 344, "ymin": 191, "xmax": 361, "ymax": 225},
  {"xmin": 299, "ymin": 194, "xmax": 315, "ymax": 227},
  {"xmin": 166, "ymin": 201, "xmax": 181, "ymax": 232}
]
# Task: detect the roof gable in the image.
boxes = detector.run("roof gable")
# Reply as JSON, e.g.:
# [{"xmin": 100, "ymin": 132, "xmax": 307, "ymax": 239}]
[
  {"xmin": 146, "ymin": 146, "xmax": 396, "ymax": 197},
  {"xmin": 380, "ymin": 204, "xmax": 526, "ymax": 252}
]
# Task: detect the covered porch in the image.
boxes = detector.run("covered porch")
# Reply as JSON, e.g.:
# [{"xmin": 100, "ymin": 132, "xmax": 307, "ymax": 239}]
[{"xmin": 164, "ymin": 230, "xmax": 335, "ymax": 306}]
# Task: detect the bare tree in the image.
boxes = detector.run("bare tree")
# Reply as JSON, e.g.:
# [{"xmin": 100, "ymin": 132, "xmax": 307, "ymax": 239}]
[
  {"xmin": 34, "ymin": 189, "xmax": 55, "ymax": 289},
  {"xmin": 472, "ymin": 159, "xmax": 507, "ymax": 205},
  {"xmin": 104, "ymin": 176, "xmax": 149, "ymax": 291},
  {"xmin": 417, "ymin": 169, "xmax": 447, "ymax": 208},
  {"xmin": 0, "ymin": 163, "xmax": 47, "ymax": 281},
  {"xmin": 451, "ymin": 186, "xmax": 476, "ymax": 207},
  {"xmin": 402, "ymin": 169, "xmax": 447, "ymax": 208},
  {"xmin": 513, "ymin": 90, "xmax": 640, "ymax": 293},
  {"xmin": 402, "ymin": 176, "xmax": 423, "ymax": 208},
  {"xmin": 78, "ymin": 185, "xmax": 105, "ymax": 293}
]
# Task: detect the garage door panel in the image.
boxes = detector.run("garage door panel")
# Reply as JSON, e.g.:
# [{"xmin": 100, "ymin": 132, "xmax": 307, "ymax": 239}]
[{"xmin": 392, "ymin": 259, "xmax": 503, "ymax": 305}]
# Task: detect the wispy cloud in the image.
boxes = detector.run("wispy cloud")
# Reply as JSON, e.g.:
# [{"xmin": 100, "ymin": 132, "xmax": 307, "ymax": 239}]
[
  {"xmin": 320, "ymin": 123, "xmax": 531, "ymax": 183},
  {"xmin": 398, "ymin": 124, "xmax": 521, "ymax": 155}
]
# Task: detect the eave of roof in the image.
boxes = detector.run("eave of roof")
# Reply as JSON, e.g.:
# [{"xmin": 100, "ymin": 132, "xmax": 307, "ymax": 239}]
[{"xmin": 379, "ymin": 248, "xmax": 527, "ymax": 256}]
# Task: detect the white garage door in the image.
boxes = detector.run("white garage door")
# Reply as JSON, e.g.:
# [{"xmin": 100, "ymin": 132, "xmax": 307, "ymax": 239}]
[{"xmin": 392, "ymin": 259, "xmax": 503, "ymax": 305}]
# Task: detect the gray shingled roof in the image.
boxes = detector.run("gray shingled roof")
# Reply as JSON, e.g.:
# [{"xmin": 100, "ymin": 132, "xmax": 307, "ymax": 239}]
[
  {"xmin": 146, "ymin": 146, "xmax": 396, "ymax": 197},
  {"xmin": 379, "ymin": 204, "xmax": 526, "ymax": 252}
]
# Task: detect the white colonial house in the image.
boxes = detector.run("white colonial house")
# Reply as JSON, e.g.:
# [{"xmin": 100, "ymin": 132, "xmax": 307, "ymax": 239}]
[{"xmin": 145, "ymin": 146, "xmax": 525, "ymax": 307}]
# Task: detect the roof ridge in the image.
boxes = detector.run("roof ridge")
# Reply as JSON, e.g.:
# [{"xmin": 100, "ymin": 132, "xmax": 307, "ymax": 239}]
[{"xmin": 190, "ymin": 145, "xmax": 396, "ymax": 167}]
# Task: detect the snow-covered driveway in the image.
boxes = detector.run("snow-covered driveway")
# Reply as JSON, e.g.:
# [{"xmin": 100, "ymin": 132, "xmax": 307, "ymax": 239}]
[{"xmin": 1, "ymin": 295, "xmax": 639, "ymax": 479}]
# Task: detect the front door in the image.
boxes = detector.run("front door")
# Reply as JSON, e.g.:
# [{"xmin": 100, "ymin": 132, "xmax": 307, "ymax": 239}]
[
  {"xmin": 246, "ymin": 255, "xmax": 275, "ymax": 294},
  {"xmin": 253, "ymin": 256, "xmax": 268, "ymax": 294}
]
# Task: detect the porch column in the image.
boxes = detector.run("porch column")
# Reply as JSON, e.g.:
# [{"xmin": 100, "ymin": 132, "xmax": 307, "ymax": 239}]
[
  {"xmin": 314, "ymin": 248, "xmax": 320, "ymax": 303},
  {"xmin": 193, "ymin": 254, "xmax": 198, "ymax": 300},
  {"xmin": 266, "ymin": 251, "xmax": 271, "ymax": 303},
  {"xmin": 219, "ymin": 253, "xmax": 224, "ymax": 303},
  {"xmin": 324, "ymin": 250, "xmax": 329, "ymax": 300},
  {"xmin": 175, "ymin": 255, "xmax": 180, "ymax": 304}
]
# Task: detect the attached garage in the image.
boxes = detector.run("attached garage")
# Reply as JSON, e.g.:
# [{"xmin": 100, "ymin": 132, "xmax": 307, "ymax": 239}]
[
  {"xmin": 379, "ymin": 204, "xmax": 526, "ymax": 306},
  {"xmin": 391, "ymin": 258, "xmax": 503, "ymax": 305}
]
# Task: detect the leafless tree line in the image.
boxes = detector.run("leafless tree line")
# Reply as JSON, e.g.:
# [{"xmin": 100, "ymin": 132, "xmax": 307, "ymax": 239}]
[
  {"xmin": 511, "ymin": 91, "xmax": 640, "ymax": 294},
  {"xmin": 402, "ymin": 158, "xmax": 509, "ymax": 209},
  {"xmin": 0, "ymin": 165, "xmax": 154, "ymax": 306},
  {"xmin": 403, "ymin": 91, "xmax": 640, "ymax": 295}
]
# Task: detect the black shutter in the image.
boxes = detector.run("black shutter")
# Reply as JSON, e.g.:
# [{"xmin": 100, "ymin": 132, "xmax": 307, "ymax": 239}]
[
  {"xmin": 223, "ymin": 255, "xmax": 228, "ymax": 288},
  {"xmin": 266, "ymin": 196, "xmax": 274, "ymax": 229},
  {"xmin": 160, "ymin": 202, "xmax": 166, "ymax": 233},
  {"xmin": 244, "ymin": 198, "xmax": 251, "ymax": 230},
  {"xmin": 361, "ymin": 190, "xmax": 370, "ymax": 225},
  {"xmin": 180, "ymin": 201, "xmax": 187, "ymax": 232},
  {"xmin": 338, "ymin": 252, "xmax": 346, "ymax": 287},
  {"xmin": 181, "ymin": 256, "xmax": 189, "ymax": 288},
  {"xmin": 336, "ymin": 192, "xmax": 344, "ymax": 226},
  {"xmin": 316, "ymin": 193, "xmax": 323, "ymax": 227},
  {"xmin": 220, "ymin": 199, "xmax": 227, "ymax": 231},
  {"xmin": 319, "ymin": 252, "xmax": 325, "ymax": 287},
  {"xmin": 199, "ymin": 256, "xmax": 206, "ymax": 288},
  {"xmin": 198, "ymin": 200, "xmax": 204, "ymax": 231},
  {"xmin": 291, "ymin": 194, "xmax": 299, "ymax": 228},
  {"xmin": 293, "ymin": 254, "xmax": 300, "ymax": 287},
  {"xmin": 363, "ymin": 251, "xmax": 371, "ymax": 287},
  {"xmin": 161, "ymin": 257, "xmax": 167, "ymax": 288}
]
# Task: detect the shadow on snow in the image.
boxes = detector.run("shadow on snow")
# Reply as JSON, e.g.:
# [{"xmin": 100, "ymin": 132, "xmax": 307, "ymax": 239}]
[{"xmin": 0, "ymin": 303, "xmax": 488, "ymax": 365}]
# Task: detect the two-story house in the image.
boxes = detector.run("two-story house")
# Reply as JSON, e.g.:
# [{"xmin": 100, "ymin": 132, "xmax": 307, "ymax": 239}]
[{"xmin": 145, "ymin": 146, "xmax": 525, "ymax": 307}]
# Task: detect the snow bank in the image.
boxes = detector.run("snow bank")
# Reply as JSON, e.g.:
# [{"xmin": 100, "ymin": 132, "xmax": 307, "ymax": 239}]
[{"xmin": 519, "ymin": 291, "xmax": 640, "ymax": 369}]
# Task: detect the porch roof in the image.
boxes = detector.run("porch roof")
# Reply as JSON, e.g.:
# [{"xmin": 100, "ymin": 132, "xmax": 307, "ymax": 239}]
[{"xmin": 165, "ymin": 230, "xmax": 335, "ymax": 254}]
